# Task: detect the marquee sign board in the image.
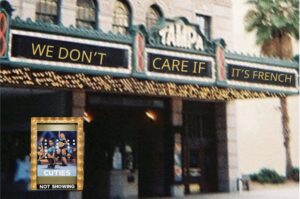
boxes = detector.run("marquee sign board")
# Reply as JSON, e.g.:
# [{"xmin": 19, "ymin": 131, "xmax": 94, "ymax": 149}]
[
  {"xmin": 228, "ymin": 65, "xmax": 296, "ymax": 87},
  {"xmin": 0, "ymin": 3, "xmax": 298, "ymax": 95},
  {"xmin": 9, "ymin": 30, "xmax": 132, "ymax": 75},
  {"xmin": 145, "ymin": 48, "xmax": 215, "ymax": 83},
  {"xmin": 226, "ymin": 59, "xmax": 298, "ymax": 92},
  {"xmin": 147, "ymin": 53, "xmax": 212, "ymax": 78}
]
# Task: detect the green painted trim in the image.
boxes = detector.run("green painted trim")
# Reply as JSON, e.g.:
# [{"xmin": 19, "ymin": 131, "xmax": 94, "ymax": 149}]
[
  {"xmin": 57, "ymin": 0, "xmax": 62, "ymax": 25},
  {"xmin": 3, "ymin": 60, "xmax": 298, "ymax": 95},
  {"xmin": 216, "ymin": 80, "xmax": 298, "ymax": 95},
  {"xmin": 131, "ymin": 72, "xmax": 147, "ymax": 79},
  {"xmin": 145, "ymin": 44, "xmax": 214, "ymax": 56},
  {"xmin": 132, "ymin": 72, "xmax": 298, "ymax": 94},
  {"xmin": 0, "ymin": 1, "xmax": 14, "ymax": 15},
  {"xmin": 131, "ymin": 72, "xmax": 215, "ymax": 87},
  {"xmin": 225, "ymin": 51, "xmax": 298, "ymax": 69},
  {"xmin": 11, "ymin": 17, "xmax": 133, "ymax": 45},
  {"xmin": 218, "ymin": 82, "xmax": 298, "ymax": 95},
  {"xmin": 94, "ymin": 0, "xmax": 99, "ymax": 30},
  {"xmin": 1, "ymin": 60, "xmax": 132, "ymax": 78},
  {"xmin": 10, "ymin": 16, "xmax": 297, "ymax": 70},
  {"xmin": 146, "ymin": 17, "xmax": 214, "ymax": 53},
  {"xmin": 129, "ymin": 25, "xmax": 140, "ymax": 74},
  {"xmin": 6, "ymin": 13, "xmax": 299, "ymax": 94}
]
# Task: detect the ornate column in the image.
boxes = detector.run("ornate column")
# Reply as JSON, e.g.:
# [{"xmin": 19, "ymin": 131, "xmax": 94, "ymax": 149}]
[
  {"xmin": 216, "ymin": 102, "xmax": 238, "ymax": 192},
  {"xmin": 68, "ymin": 90, "xmax": 85, "ymax": 199}
]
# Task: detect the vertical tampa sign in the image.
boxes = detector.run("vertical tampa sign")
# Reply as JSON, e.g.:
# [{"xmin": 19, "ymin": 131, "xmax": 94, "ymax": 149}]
[{"xmin": 142, "ymin": 17, "xmax": 216, "ymax": 85}]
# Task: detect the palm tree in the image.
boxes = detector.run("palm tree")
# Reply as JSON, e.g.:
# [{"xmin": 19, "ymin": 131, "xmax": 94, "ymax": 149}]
[{"xmin": 244, "ymin": 0, "xmax": 299, "ymax": 178}]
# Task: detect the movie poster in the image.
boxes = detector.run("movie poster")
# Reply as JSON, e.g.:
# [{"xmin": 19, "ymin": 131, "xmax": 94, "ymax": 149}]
[
  {"xmin": 174, "ymin": 133, "xmax": 182, "ymax": 182},
  {"xmin": 30, "ymin": 117, "xmax": 84, "ymax": 190}
]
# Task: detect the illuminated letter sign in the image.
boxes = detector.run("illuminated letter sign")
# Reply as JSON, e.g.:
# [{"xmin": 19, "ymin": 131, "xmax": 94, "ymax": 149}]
[
  {"xmin": 228, "ymin": 64, "xmax": 297, "ymax": 88},
  {"xmin": 159, "ymin": 22, "xmax": 203, "ymax": 50},
  {"xmin": 9, "ymin": 30, "xmax": 131, "ymax": 74},
  {"xmin": 148, "ymin": 53, "xmax": 212, "ymax": 78}
]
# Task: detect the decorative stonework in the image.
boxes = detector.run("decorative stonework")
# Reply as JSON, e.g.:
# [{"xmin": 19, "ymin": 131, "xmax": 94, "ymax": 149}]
[
  {"xmin": 0, "ymin": 7, "xmax": 10, "ymax": 58},
  {"xmin": 135, "ymin": 33, "xmax": 145, "ymax": 72},
  {"xmin": 147, "ymin": 17, "xmax": 214, "ymax": 53},
  {"xmin": 11, "ymin": 17, "xmax": 133, "ymax": 44},
  {"xmin": 0, "ymin": 2, "xmax": 297, "ymax": 95}
]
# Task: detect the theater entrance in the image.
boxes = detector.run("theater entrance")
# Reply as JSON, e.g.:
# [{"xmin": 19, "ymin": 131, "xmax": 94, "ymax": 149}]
[
  {"xmin": 83, "ymin": 94, "xmax": 172, "ymax": 199},
  {"xmin": 182, "ymin": 101, "xmax": 218, "ymax": 194}
]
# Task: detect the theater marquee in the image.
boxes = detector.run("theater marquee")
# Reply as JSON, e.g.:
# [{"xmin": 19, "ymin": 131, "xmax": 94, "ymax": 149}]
[
  {"xmin": 226, "ymin": 59, "xmax": 298, "ymax": 92},
  {"xmin": 145, "ymin": 48, "xmax": 215, "ymax": 83},
  {"xmin": 9, "ymin": 30, "xmax": 132, "ymax": 75},
  {"xmin": 0, "ymin": 9, "xmax": 298, "ymax": 95}
]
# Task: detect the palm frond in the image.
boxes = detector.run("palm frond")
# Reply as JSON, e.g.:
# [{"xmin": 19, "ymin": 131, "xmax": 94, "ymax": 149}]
[
  {"xmin": 245, "ymin": 0, "xmax": 299, "ymax": 44},
  {"xmin": 256, "ymin": 26, "xmax": 272, "ymax": 44},
  {"xmin": 271, "ymin": 15, "xmax": 288, "ymax": 28},
  {"xmin": 245, "ymin": 10, "xmax": 261, "ymax": 32}
]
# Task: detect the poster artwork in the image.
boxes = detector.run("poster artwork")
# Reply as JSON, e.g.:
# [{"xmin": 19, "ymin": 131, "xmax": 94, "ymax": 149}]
[
  {"xmin": 31, "ymin": 117, "xmax": 84, "ymax": 190},
  {"xmin": 174, "ymin": 133, "xmax": 182, "ymax": 182}
]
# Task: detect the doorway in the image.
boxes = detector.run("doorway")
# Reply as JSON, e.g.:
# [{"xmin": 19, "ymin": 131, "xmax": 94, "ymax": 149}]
[
  {"xmin": 182, "ymin": 101, "xmax": 218, "ymax": 194},
  {"xmin": 83, "ymin": 95, "xmax": 171, "ymax": 198}
]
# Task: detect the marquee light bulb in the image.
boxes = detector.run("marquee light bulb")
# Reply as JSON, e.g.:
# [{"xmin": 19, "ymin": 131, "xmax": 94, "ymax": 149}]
[
  {"xmin": 83, "ymin": 111, "xmax": 92, "ymax": 123},
  {"xmin": 145, "ymin": 110, "xmax": 157, "ymax": 121}
]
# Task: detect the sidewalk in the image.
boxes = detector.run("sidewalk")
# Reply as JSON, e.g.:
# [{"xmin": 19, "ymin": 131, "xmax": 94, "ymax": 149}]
[
  {"xmin": 166, "ymin": 185, "xmax": 299, "ymax": 199},
  {"xmin": 140, "ymin": 184, "xmax": 299, "ymax": 199}
]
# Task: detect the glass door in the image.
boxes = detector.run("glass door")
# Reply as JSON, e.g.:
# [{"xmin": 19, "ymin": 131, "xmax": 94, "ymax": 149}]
[{"xmin": 184, "ymin": 145, "xmax": 204, "ymax": 194}]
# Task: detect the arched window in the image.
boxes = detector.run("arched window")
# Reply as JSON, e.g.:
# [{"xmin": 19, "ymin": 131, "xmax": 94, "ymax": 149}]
[
  {"xmin": 76, "ymin": 0, "xmax": 97, "ymax": 30},
  {"xmin": 146, "ymin": 5, "xmax": 162, "ymax": 29},
  {"xmin": 36, "ymin": 0, "xmax": 59, "ymax": 24},
  {"xmin": 112, "ymin": 0, "xmax": 131, "ymax": 34}
]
